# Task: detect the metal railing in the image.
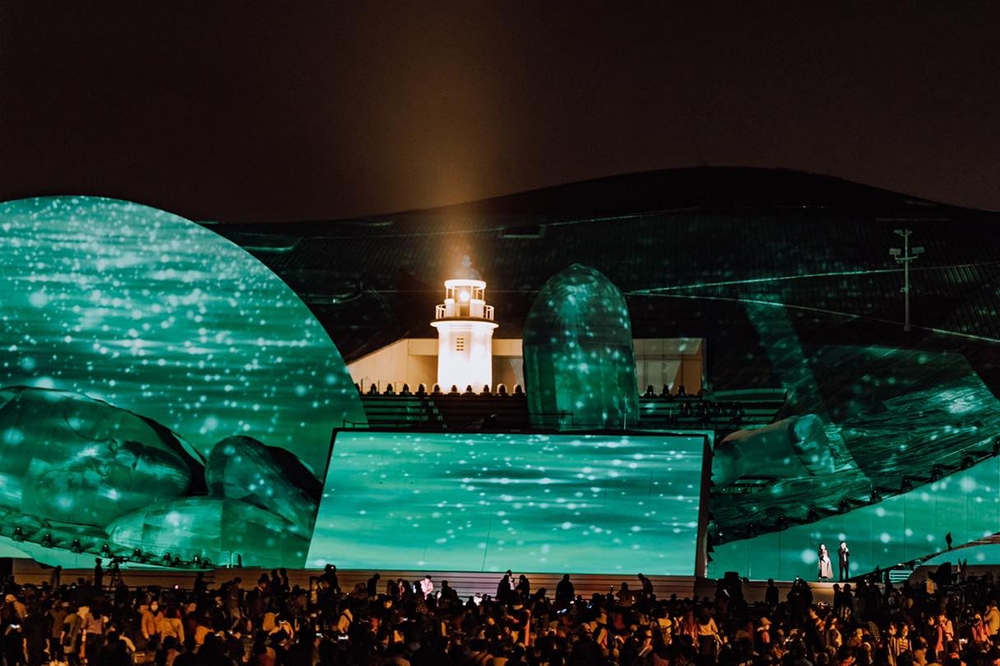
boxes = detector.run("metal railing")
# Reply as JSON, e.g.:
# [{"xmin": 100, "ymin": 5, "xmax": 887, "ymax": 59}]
[{"xmin": 434, "ymin": 304, "xmax": 495, "ymax": 320}]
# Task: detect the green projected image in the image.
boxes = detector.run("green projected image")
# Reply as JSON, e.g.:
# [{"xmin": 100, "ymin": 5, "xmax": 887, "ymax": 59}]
[
  {"xmin": 710, "ymin": 456, "xmax": 1000, "ymax": 581},
  {"xmin": 0, "ymin": 196, "xmax": 365, "ymax": 567},
  {"xmin": 523, "ymin": 264, "xmax": 639, "ymax": 430},
  {"xmin": 309, "ymin": 432, "xmax": 707, "ymax": 575},
  {"xmin": 707, "ymin": 343, "xmax": 1000, "ymax": 580}
]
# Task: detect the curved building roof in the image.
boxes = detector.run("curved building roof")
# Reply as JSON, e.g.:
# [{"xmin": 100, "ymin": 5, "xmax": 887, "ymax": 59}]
[
  {"xmin": 213, "ymin": 167, "xmax": 1000, "ymax": 374},
  {"xmin": 212, "ymin": 167, "xmax": 1000, "ymax": 547}
]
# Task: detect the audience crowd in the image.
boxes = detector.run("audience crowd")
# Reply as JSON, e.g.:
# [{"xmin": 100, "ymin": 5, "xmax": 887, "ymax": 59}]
[{"xmin": 0, "ymin": 561, "xmax": 998, "ymax": 666}]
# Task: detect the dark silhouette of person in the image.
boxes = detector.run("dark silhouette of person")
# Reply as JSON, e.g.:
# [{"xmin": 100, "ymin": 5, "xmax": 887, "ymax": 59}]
[
  {"xmin": 946, "ymin": 532, "xmax": 953, "ymax": 550},
  {"xmin": 555, "ymin": 574, "xmax": 574, "ymax": 609},
  {"xmin": 764, "ymin": 579, "xmax": 779, "ymax": 611},
  {"xmin": 93, "ymin": 558, "xmax": 104, "ymax": 592}
]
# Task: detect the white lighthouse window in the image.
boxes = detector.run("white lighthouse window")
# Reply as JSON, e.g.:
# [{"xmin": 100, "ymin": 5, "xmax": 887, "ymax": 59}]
[{"xmin": 455, "ymin": 336, "xmax": 466, "ymax": 352}]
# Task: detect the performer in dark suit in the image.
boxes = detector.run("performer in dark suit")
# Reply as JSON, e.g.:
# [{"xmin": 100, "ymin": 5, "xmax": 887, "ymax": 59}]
[{"xmin": 838, "ymin": 541, "xmax": 850, "ymax": 582}]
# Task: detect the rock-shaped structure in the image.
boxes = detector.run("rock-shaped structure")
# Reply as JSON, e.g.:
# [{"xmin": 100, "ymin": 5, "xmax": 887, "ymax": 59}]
[
  {"xmin": 205, "ymin": 436, "xmax": 319, "ymax": 533},
  {"xmin": 0, "ymin": 386, "xmax": 197, "ymax": 527},
  {"xmin": 523, "ymin": 264, "xmax": 639, "ymax": 430},
  {"xmin": 106, "ymin": 497, "xmax": 310, "ymax": 568},
  {"xmin": 0, "ymin": 195, "xmax": 366, "ymax": 478},
  {"xmin": 712, "ymin": 414, "xmax": 837, "ymax": 487}
]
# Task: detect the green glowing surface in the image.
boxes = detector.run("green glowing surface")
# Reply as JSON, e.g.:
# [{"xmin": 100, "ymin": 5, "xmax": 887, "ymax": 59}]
[
  {"xmin": 0, "ymin": 196, "xmax": 366, "ymax": 566},
  {"xmin": 710, "ymin": 456, "xmax": 1000, "ymax": 581},
  {"xmin": 523, "ymin": 264, "xmax": 639, "ymax": 430},
  {"xmin": 309, "ymin": 432, "xmax": 706, "ymax": 575}
]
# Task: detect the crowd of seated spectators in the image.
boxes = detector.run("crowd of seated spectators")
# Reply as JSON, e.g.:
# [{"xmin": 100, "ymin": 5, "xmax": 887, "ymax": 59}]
[
  {"xmin": 359, "ymin": 383, "xmax": 526, "ymax": 397},
  {"xmin": 1, "ymin": 563, "xmax": 999, "ymax": 666}
]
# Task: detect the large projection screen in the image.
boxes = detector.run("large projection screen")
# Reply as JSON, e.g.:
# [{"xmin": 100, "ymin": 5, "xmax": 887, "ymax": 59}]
[
  {"xmin": 309, "ymin": 431, "xmax": 709, "ymax": 575},
  {"xmin": 0, "ymin": 196, "xmax": 365, "ymax": 568}
]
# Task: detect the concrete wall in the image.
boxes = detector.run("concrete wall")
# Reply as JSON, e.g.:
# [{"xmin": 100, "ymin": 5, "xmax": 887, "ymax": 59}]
[{"xmin": 348, "ymin": 338, "xmax": 702, "ymax": 394}]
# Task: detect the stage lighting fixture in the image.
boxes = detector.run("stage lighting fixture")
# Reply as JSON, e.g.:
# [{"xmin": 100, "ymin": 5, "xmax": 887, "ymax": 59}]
[
  {"xmin": 162, "ymin": 552, "xmax": 172, "ymax": 565},
  {"xmin": 70, "ymin": 539, "xmax": 83, "ymax": 554},
  {"xmin": 41, "ymin": 533, "xmax": 54, "ymax": 548},
  {"xmin": 100, "ymin": 543, "xmax": 111, "ymax": 557},
  {"xmin": 12, "ymin": 527, "xmax": 24, "ymax": 542}
]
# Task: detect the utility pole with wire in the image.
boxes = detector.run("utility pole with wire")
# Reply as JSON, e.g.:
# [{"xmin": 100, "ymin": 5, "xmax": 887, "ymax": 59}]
[{"xmin": 889, "ymin": 229, "xmax": 924, "ymax": 332}]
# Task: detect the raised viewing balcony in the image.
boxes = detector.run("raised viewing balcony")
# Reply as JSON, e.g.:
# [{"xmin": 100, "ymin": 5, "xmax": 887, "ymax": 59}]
[{"xmin": 435, "ymin": 303, "xmax": 495, "ymax": 320}]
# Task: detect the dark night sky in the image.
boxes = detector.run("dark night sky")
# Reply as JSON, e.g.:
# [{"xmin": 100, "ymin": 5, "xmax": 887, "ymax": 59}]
[{"xmin": 1, "ymin": 2, "xmax": 998, "ymax": 222}]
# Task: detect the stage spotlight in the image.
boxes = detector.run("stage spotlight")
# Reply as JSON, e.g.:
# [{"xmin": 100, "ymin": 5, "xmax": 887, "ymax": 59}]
[
  {"xmin": 962, "ymin": 453, "xmax": 975, "ymax": 469},
  {"xmin": 870, "ymin": 488, "xmax": 883, "ymax": 503},
  {"xmin": 41, "ymin": 533, "xmax": 54, "ymax": 548},
  {"xmin": 132, "ymin": 548, "xmax": 143, "ymax": 561},
  {"xmin": 100, "ymin": 543, "xmax": 112, "ymax": 557},
  {"xmin": 162, "ymin": 551, "xmax": 172, "ymax": 565},
  {"xmin": 193, "ymin": 555, "xmax": 202, "ymax": 567},
  {"xmin": 70, "ymin": 539, "xmax": 83, "ymax": 554},
  {"xmin": 12, "ymin": 527, "xmax": 24, "ymax": 542}
]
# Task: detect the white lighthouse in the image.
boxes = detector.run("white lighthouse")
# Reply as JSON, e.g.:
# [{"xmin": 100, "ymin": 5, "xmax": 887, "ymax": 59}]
[{"xmin": 431, "ymin": 258, "xmax": 498, "ymax": 392}]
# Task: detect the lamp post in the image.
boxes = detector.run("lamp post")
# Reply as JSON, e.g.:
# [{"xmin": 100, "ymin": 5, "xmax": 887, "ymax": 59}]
[{"xmin": 889, "ymin": 229, "xmax": 924, "ymax": 332}]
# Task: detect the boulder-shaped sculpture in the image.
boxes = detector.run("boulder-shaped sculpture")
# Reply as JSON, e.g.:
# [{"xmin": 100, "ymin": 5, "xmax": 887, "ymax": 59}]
[
  {"xmin": 106, "ymin": 497, "xmax": 310, "ymax": 568},
  {"xmin": 523, "ymin": 264, "xmax": 639, "ymax": 429},
  {"xmin": 0, "ymin": 196, "xmax": 366, "ymax": 479},
  {"xmin": 0, "ymin": 386, "xmax": 197, "ymax": 527},
  {"xmin": 205, "ymin": 436, "xmax": 319, "ymax": 533},
  {"xmin": 712, "ymin": 414, "xmax": 837, "ymax": 487}
]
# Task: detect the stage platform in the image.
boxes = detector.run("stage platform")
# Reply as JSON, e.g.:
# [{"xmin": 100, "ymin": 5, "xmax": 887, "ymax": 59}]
[
  {"xmin": 10, "ymin": 560, "xmax": 857, "ymax": 606},
  {"xmin": 11, "ymin": 560, "xmax": 698, "ymax": 600}
]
